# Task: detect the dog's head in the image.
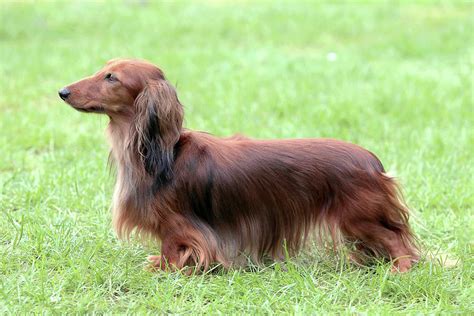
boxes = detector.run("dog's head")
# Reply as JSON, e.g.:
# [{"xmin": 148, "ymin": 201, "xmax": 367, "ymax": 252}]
[
  {"xmin": 59, "ymin": 59, "xmax": 167, "ymax": 114},
  {"xmin": 60, "ymin": 58, "xmax": 184, "ymax": 180}
]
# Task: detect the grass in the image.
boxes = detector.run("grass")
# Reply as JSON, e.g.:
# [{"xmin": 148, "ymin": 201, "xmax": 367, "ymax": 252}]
[{"xmin": 0, "ymin": 0, "xmax": 473, "ymax": 314}]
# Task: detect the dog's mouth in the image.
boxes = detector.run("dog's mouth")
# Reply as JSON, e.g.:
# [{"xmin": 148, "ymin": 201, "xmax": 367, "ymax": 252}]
[
  {"xmin": 65, "ymin": 100, "xmax": 105, "ymax": 114},
  {"xmin": 61, "ymin": 96, "xmax": 106, "ymax": 114},
  {"xmin": 73, "ymin": 105, "xmax": 105, "ymax": 113}
]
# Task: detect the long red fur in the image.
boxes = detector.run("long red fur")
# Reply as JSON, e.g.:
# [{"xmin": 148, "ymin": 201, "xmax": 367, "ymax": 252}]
[{"xmin": 60, "ymin": 59, "xmax": 419, "ymax": 273}]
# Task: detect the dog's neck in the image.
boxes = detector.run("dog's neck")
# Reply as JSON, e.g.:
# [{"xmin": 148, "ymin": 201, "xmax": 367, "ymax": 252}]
[{"xmin": 106, "ymin": 119, "xmax": 157, "ymax": 235}]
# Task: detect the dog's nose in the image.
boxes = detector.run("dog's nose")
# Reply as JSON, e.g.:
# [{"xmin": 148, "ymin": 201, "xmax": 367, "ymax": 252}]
[{"xmin": 58, "ymin": 88, "xmax": 71, "ymax": 100}]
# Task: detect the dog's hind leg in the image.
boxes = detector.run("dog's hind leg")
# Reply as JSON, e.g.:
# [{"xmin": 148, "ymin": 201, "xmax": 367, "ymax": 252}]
[{"xmin": 338, "ymin": 176, "xmax": 418, "ymax": 272}]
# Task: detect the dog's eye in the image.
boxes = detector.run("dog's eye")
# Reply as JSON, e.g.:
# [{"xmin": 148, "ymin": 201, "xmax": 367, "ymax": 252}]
[{"xmin": 104, "ymin": 73, "xmax": 117, "ymax": 82}]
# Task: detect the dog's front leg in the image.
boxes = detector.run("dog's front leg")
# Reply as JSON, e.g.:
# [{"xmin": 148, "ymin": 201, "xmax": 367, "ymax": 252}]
[
  {"xmin": 148, "ymin": 234, "xmax": 189, "ymax": 272},
  {"xmin": 148, "ymin": 220, "xmax": 220, "ymax": 273}
]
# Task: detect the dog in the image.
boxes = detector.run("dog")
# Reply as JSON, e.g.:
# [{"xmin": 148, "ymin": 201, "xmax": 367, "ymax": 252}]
[{"xmin": 59, "ymin": 58, "xmax": 418, "ymax": 273}]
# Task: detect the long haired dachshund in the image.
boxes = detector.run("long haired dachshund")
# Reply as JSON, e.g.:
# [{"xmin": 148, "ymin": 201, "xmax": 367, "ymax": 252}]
[{"xmin": 59, "ymin": 59, "xmax": 418, "ymax": 273}]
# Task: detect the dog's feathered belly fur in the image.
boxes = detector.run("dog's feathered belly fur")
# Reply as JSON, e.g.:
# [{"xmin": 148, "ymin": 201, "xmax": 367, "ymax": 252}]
[{"xmin": 113, "ymin": 130, "xmax": 417, "ymax": 271}]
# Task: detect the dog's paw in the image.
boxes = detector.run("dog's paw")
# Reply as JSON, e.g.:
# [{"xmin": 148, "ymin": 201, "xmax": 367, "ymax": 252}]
[
  {"xmin": 390, "ymin": 257, "xmax": 413, "ymax": 273},
  {"xmin": 146, "ymin": 255, "xmax": 167, "ymax": 271}
]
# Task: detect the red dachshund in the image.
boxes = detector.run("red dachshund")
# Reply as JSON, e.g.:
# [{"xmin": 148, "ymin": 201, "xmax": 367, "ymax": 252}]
[{"xmin": 59, "ymin": 59, "xmax": 418, "ymax": 272}]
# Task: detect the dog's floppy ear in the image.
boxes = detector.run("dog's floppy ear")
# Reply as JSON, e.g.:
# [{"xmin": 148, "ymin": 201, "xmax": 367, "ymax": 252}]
[{"xmin": 132, "ymin": 79, "xmax": 183, "ymax": 185}]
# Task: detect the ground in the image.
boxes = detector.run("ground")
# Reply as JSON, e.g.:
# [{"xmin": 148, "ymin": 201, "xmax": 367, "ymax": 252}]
[{"xmin": 0, "ymin": 1, "xmax": 473, "ymax": 314}]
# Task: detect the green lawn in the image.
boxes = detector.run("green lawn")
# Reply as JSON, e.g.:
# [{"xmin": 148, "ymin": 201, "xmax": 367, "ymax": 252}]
[{"xmin": 1, "ymin": 1, "xmax": 473, "ymax": 314}]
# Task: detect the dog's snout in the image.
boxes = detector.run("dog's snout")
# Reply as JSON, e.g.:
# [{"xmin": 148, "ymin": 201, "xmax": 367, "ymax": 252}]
[{"xmin": 58, "ymin": 87, "xmax": 71, "ymax": 100}]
